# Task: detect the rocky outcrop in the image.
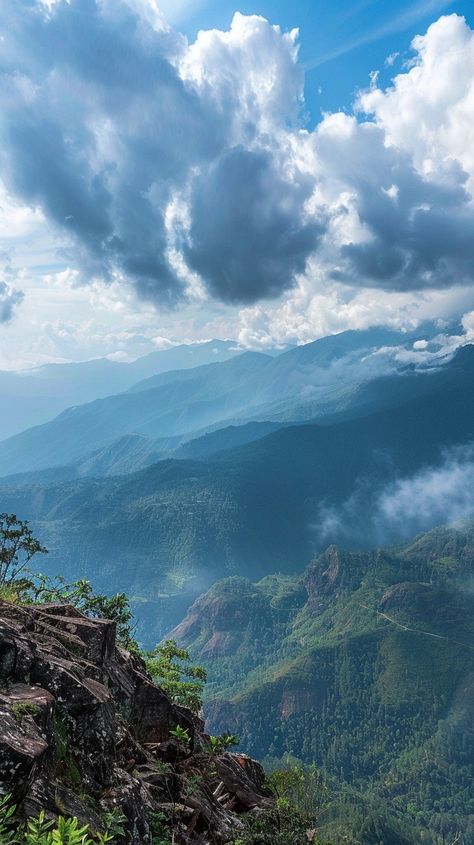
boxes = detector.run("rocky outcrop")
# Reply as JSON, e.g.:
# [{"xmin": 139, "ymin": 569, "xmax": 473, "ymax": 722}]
[
  {"xmin": 304, "ymin": 547, "xmax": 388, "ymax": 613},
  {"xmin": 0, "ymin": 600, "xmax": 272, "ymax": 844},
  {"xmin": 169, "ymin": 575, "xmax": 304, "ymax": 662}
]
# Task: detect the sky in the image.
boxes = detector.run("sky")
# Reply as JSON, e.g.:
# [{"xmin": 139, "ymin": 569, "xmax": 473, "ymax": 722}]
[{"xmin": 0, "ymin": 0, "xmax": 474, "ymax": 369}]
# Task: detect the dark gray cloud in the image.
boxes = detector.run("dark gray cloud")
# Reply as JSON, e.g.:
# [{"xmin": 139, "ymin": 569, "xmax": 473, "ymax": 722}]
[
  {"xmin": 341, "ymin": 170, "xmax": 474, "ymax": 290},
  {"xmin": 316, "ymin": 122, "xmax": 474, "ymax": 291},
  {"xmin": 0, "ymin": 0, "xmax": 225, "ymax": 304},
  {"xmin": 184, "ymin": 147, "xmax": 322, "ymax": 303},
  {"xmin": 0, "ymin": 0, "xmax": 317, "ymax": 306}
]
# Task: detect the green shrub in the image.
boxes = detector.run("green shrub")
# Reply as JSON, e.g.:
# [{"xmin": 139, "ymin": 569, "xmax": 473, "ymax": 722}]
[
  {"xmin": 169, "ymin": 725, "xmax": 191, "ymax": 746},
  {"xmin": 207, "ymin": 733, "xmax": 239, "ymax": 754},
  {"xmin": 0, "ymin": 797, "xmax": 122, "ymax": 845},
  {"xmin": 0, "ymin": 513, "xmax": 47, "ymax": 587},
  {"xmin": 230, "ymin": 765, "xmax": 329, "ymax": 845}
]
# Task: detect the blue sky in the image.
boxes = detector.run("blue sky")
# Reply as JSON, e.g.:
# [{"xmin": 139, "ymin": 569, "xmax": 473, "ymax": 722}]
[
  {"xmin": 1, "ymin": 0, "xmax": 474, "ymax": 368},
  {"xmin": 173, "ymin": 0, "xmax": 473, "ymax": 118}
]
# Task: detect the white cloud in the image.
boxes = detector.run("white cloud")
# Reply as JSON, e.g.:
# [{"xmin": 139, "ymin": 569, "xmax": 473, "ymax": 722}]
[
  {"xmin": 315, "ymin": 445, "xmax": 474, "ymax": 548},
  {"xmin": 0, "ymin": 280, "xmax": 23, "ymax": 323},
  {"xmin": 1, "ymin": 6, "xmax": 474, "ymax": 365},
  {"xmin": 180, "ymin": 13, "xmax": 302, "ymax": 131},
  {"xmin": 378, "ymin": 445, "xmax": 474, "ymax": 533},
  {"xmin": 359, "ymin": 14, "xmax": 474, "ymax": 192},
  {"xmin": 0, "ymin": 182, "xmax": 45, "ymax": 241},
  {"xmin": 235, "ymin": 276, "xmax": 474, "ymax": 350},
  {"xmin": 385, "ymin": 51, "xmax": 400, "ymax": 67}
]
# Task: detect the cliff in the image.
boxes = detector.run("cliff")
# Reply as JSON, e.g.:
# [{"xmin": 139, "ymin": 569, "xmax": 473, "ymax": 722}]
[{"xmin": 0, "ymin": 599, "xmax": 272, "ymax": 844}]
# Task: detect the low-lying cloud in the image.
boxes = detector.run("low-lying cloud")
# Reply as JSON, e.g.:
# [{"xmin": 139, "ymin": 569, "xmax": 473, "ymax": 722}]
[
  {"xmin": 315, "ymin": 444, "xmax": 474, "ymax": 549},
  {"xmin": 1, "ymin": 4, "xmax": 474, "ymax": 309}
]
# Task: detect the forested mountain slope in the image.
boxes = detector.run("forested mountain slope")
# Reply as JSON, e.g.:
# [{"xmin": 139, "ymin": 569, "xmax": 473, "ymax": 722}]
[{"xmin": 171, "ymin": 523, "xmax": 474, "ymax": 844}]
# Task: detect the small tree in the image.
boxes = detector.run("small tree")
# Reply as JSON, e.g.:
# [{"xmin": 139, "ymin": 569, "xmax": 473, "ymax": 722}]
[
  {"xmin": 0, "ymin": 513, "xmax": 47, "ymax": 586},
  {"xmin": 145, "ymin": 639, "xmax": 207, "ymax": 713},
  {"xmin": 232, "ymin": 765, "xmax": 329, "ymax": 845},
  {"xmin": 268, "ymin": 764, "xmax": 328, "ymax": 825}
]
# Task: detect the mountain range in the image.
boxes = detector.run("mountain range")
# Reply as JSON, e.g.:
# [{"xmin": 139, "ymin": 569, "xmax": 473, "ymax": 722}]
[
  {"xmin": 1, "ymin": 339, "xmax": 473, "ymax": 640},
  {"xmin": 0, "ymin": 324, "xmax": 454, "ymax": 477},
  {"xmin": 0, "ymin": 339, "xmax": 240, "ymax": 441}
]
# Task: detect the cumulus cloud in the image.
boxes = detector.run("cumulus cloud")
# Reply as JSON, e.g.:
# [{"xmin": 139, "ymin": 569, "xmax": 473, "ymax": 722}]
[
  {"xmin": 360, "ymin": 14, "xmax": 474, "ymax": 193},
  {"xmin": 0, "ymin": 4, "xmax": 474, "ymax": 314},
  {"xmin": 0, "ymin": 281, "xmax": 24, "ymax": 323},
  {"xmin": 235, "ymin": 274, "xmax": 474, "ymax": 350},
  {"xmin": 315, "ymin": 445, "xmax": 474, "ymax": 549},
  {"xmin": 315, "ymin": 116, "xmax": 474, "ymax": 290},
  {"xmin": 0, "ymin": 248, "xmax": 25, "ymax": 323},
  {"xmin": 184, "ymin": 147, "xmax": 322, "ymax": 303},
  {"xmin": 0, "ymin": 2, "xmax": 317, "ymax": 306}
]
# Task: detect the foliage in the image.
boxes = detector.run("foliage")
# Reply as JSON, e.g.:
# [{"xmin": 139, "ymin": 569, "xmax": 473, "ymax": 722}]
[
  {"xmin": 268, "ymin": 765, "xmax": 328, "ymax": 819},
  {"xmin": 51, "ymin": 713, "xmax": 82, "ymax": 787},
  {"xmin": 0, "ymin": 513, "xmax": 47, "ymax": 586},
  {"xmin": 3, "ymin": 570, "xmax": 136, "ymax": 651},
  {"xmin": 152, "ymin": 760, "xmax": 172, "ymax": 775},
  {"xmin": 0, "ymin": 797, "xmax": 118, "ymax": 845},
  {"xmin": 11, "ymin": 702, "xmax": 40, "ymax": 723},
  {"xmin": 96, "ymin": 810, "xmax": 127, "ymax": 845},
  {"xmin": 0, "ymin": 793, "xmax": 18, "ymax": 844},
  {"xmin": 169, "ymin": 725, "xmax": 191, "ymax": 746},
  {"xmin": 25, "ymin": 574, "xmax": 137, "ymax": 649},
  {"xmin": 230, "ymin": 765, "xmax": 328, "ymax": 845},
  {"xmin": 149, "ymin": 811, "xmax": 172, "ymax": 845},
  {"xmin": 192, "ymin": 532, "xmax": 474, "ymax": 844},
  {"xmin": 0, "ymin": 513, "xmax": 137, "ymax": 649},
  {"xmin": 207, "ymin": 733, "xmax": 239, "ymax": 754},
  {"xmin": 145, "ymin": 640, "xmax": 207, "ymax": 712}
]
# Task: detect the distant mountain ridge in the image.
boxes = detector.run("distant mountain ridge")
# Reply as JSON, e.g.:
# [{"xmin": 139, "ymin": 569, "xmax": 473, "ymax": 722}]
[
  {"xmin": 0, "ymin": 326, "xmax": 457, "ymax": 477},
  {"xmin": 0, "ymin": 351, "xmax": 273, "ymax": 474},
  {"xmin": 0, "ymin": 422, "xmax": 289, "ymax": 487},
  {"xmin": 0, "ymin": 339, "xmax": 240, "ymax": 440}
]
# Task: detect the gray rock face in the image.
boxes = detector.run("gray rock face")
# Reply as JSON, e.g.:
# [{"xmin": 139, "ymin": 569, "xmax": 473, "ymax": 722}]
[{"xmin": 0, "ymin": 600, "xmax": 271, "ymax": 844}]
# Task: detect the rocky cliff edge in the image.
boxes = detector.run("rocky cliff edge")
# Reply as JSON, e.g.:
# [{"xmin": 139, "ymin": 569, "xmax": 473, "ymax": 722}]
[{"xmin": 0, "ymin": 600, "xmax": 272, "ymax": 844}]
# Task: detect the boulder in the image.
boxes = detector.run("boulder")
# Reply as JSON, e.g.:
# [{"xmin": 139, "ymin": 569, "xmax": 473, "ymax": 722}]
[{"xmin": 0, "ymin": 684, "xmax": 53, "ymax": 799}]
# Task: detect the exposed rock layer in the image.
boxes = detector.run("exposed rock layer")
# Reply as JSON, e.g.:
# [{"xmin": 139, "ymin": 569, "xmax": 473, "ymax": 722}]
[{"xmin": 0, "ymin": 600, "xmax": 271, "ymax": 844}]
